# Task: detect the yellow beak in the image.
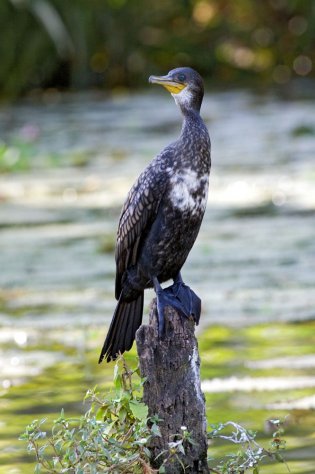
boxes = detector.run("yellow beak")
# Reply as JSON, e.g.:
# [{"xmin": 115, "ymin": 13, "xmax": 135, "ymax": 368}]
[{"xmin": 149, "ymin": 74, "xmax": 186, "ymax": 94}]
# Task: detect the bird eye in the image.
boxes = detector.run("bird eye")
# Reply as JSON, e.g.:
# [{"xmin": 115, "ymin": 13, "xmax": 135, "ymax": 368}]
[{"xmin": 177, "ymin": 73, "xmax": 186, "ymax": 82}]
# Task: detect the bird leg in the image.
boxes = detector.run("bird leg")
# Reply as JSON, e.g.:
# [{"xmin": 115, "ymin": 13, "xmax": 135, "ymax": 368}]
[
  {"xmin": 152, "ymin": 273, "xmax": 201, "ymax": 337},
  {"xmin": 152, "ymin": 276, "xmax": 168, "ymax": 336}
]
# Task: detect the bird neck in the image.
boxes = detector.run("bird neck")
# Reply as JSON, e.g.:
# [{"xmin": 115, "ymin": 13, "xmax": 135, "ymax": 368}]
[
  {"xmin": 180, "ymin": 107, "xmax": 205, "ymax": 137},
  {"xmin": 182, "ymin": 106, "xmax": 201, "ymax": 120},
  {"xmin": 177, "ymin": 101, "xmax": 202, "ymax": 118},
  {"xmin": 172, "ymin": 87, "xmax": 203, "ymax": 117}
]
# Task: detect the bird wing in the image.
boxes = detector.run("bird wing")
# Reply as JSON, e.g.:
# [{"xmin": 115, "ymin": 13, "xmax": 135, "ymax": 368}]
[{"xmin": 114, "ymin": 162, "xmax": 167, "ymax": 299}]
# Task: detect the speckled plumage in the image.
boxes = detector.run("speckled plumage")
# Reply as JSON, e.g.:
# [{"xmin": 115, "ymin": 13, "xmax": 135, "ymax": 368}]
[{"xmin": 99, "ymin": 67, "xmax": 211, "ymax": 363}]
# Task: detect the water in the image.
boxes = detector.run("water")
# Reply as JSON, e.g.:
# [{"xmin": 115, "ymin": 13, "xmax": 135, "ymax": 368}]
[{"xmin": 0, "ymin": 89, "xmax": 315, "ymax": 472}]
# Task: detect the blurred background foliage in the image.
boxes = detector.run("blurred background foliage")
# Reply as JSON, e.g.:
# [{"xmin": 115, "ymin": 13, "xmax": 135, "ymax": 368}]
[{"xmin": 1, "ymin": 0, "xmax": 315, "ymax": 99}]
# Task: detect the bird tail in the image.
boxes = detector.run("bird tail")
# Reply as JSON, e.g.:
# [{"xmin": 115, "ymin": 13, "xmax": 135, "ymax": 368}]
[{"xmin": 98, "ymin": 292, "xmax": 144, "ymax": 363}]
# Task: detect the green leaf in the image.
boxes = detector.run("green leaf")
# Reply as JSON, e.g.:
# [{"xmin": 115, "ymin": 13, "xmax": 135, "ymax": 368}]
[
  {"xmin": 35, "ymin": 464, "xmax": 41, "ymax": 474},
  {"xmin": 96, "ymin": 406, "xmax": 106, "ymax": 421},
  {"xmin": 118, "ymin": 407, "xmax": 127, "ymax": 422},
  {"xmin": 177, "ymin": 443, "xmax": 185, "ymax": 455},
  {"xmin": 187, "ymin": 436, "xmax": 198, "ymax": 446},
  {"xmin": 143, "ymin": 447, "xmax": 151, "ymax": 458},
  {"xmin": 113, "ymin": 362, "xmax": 124, "ymax": 390},
  {"xmin": 129, "ymin": 400, "xmax": 148, "ymax": 421},
  {"xmin": 151, "ymin": 423, "xmax": 161, "ymax": 437},
  {"xmin": 114, "ymin": 374, "xmax": 122, "ymax": 390},
  {"xmin": 102, "ymin": 420, "xmax": 116, "ymax": 435}
]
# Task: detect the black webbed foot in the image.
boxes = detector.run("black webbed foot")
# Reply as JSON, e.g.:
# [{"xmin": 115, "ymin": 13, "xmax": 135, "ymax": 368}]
[
  {"xmin": 153, "ymin": 275, "xmax": 201, "ymax": 337},
  {"xmin": 163, "ymin": 279, "xmax": 201, "ymax": 325}
]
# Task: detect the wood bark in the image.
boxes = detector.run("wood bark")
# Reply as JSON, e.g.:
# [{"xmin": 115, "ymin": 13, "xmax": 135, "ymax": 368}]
[{"xmin": 136, "ymin": 300, "xmax": 209, "ymax": 473}]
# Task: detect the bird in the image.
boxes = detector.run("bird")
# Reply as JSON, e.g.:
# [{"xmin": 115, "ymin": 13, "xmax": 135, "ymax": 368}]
[{"xmin": 99, "ymin": 67, "xmax": 211, "ymax": 363}]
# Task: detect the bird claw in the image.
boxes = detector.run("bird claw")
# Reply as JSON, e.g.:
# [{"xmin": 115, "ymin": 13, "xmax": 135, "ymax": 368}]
[
  {"xmin": 154, "ymin": 277, "xmax": 201, "ymax": 337},
  {"xmin": 164, "ymin": 281, "xmax": 201, "ymax": 325}
]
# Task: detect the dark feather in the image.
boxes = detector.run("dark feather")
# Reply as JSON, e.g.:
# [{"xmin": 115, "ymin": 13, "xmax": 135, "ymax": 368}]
[
  {"xmin": 115, "ymin": 167, "xmax": 166, "ymax": 299},
  {"xmin": 98, "ymin": 292, "xmax": 144, "ymax": 363}
]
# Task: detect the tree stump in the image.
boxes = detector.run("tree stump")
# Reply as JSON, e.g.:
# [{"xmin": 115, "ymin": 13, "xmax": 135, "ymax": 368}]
[{"xmin": 136, "ymin": 300, "xmax": 209, "ymax": 473}]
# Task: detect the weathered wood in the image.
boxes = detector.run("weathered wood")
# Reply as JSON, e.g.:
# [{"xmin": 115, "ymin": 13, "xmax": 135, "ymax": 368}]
[{"xmin": 136, "ymin": 300, "xmax": 209, "ymax": 473}]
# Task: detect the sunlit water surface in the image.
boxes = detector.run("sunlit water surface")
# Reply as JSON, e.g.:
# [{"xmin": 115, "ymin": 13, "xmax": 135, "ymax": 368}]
[{"xmin": 0, "ymin": 89, "xmax": 315, "ymax": 472}]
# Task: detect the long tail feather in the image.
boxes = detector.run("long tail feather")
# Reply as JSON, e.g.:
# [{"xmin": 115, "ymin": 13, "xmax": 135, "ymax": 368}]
[{"xmin": 98, "ymin": 292, "xmax": 144, "ymax": 363}]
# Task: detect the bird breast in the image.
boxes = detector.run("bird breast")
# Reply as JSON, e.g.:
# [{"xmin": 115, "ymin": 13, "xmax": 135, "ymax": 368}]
[{"xmin": 169, "ymin": 168, "xmax": 209, "ymax": 216}]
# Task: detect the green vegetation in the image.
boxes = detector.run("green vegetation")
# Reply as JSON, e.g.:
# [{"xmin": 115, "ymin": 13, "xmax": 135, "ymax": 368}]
[
  {"xmin": 0, "ymin": 136, "xmax": 93, "ymax": 173},
  {"xmin": 20, "ymin": 358, "xmax": 154, "ymax": 473},
  {"xmin": 0, "ymin": 137, "xmax": 36, "ymax": 173},
  {"xmin": 1, "ymin": 0, "xmax": 315, "ymax": 98},
  {"xmin": 20, "ymin": 357, "xmax": 288, "ymax": 473}
]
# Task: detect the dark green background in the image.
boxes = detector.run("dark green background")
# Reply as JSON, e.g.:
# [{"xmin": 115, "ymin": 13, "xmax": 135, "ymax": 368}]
[{"xmin": 1, "ymin": 0, "xmax": 314, "ymax": 98}]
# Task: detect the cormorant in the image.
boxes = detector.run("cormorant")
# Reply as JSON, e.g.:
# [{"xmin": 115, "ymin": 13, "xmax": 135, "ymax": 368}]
[{"xmin": 99, "ymin": 67, "xmax": 211, "ymax": 363}]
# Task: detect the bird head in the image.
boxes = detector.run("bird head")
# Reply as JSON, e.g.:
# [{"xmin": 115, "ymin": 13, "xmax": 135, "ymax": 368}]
[{"xmin": 149, "ymin": 67, "xmax": 204, "ymax": 113}]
